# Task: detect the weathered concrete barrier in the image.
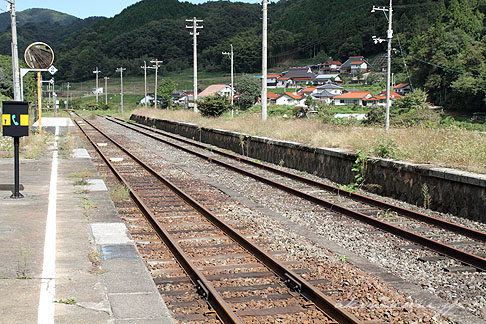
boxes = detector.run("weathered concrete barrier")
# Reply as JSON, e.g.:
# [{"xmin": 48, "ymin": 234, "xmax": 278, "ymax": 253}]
[{"xmin": 131, "ymin": 114, "xmax": 486, "ymax": 222}]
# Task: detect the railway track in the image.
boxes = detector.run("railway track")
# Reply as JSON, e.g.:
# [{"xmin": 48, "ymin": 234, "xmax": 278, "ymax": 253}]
[
  {"xmin": 105, "ymin": 116, "xmax": 486, "ymax": 272},
  {"xmin": 73, "ymin": 114, "xmax": 363, "ymax": 324}
]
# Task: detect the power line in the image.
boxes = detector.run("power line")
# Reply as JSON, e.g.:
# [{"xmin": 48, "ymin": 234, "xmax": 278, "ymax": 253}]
[{"xmin": 395, "ymin": 49, "xmax": 486, "ymax": 78}]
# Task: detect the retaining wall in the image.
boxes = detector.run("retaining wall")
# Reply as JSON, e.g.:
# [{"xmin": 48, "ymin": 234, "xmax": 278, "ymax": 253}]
[{"xmin": 131, "ymin": 114, "xmax": 486, "ymax": 222}]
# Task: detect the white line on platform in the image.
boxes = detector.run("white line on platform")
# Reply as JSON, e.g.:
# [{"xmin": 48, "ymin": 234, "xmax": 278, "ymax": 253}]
[{"xmin": 37, "ymin": 126, "xmax": 59, "ymax": 324}]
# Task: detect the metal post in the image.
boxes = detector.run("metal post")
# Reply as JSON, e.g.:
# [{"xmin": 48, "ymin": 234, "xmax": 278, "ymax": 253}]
[
  {"xmin": 37, "ymin": 71, "xmax": 42, "ymax": 135},
  {"xmin": 150, "ymin": 60, "xmax": 163, "ymax": 109},
  {"xmin": 222, "ymin": 44, "xmax": 235, "ymax": 117},
  {"xmin": 9, "ymin": 0, "xmax": 21, "ymax": 101},
  {"xmin": 104, "ymin": 77, "xmax": 109, "ymax": 105},
  {"xmin": 186, "ymin": 17, "xmax": 203, "ymax": 113},
  {"xmin": 66, "ymin": 82, "xmax": 70, "ymax": 110},
  {"xmin": 93, "ymin": 67, "xmax": 101, "ymax": 104},
  {"xmin": 141, "ymin": 61, "xmax": 148, "ymax": 107},
  {"xmin": 11, "ymin": 137, "xmax": 23, "ymax": 198},
  {"xmin": 385, "ymin": 0, "xmax": 393, "ymax": 133},
  {"xmin": 261, "ymin": 0, "xmax": 268, "ymax": 122},
  {"xmin": 116, "ymin": 67, "xmax": 126, "ymax": 112}
]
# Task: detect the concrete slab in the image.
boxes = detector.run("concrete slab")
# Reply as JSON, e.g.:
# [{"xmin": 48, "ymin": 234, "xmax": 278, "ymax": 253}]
[
  {"xmin": 90, "ymin": 223, "xmax": 133, "ymax": 245},
  {"xmin": 32, "ymin": 117, "xmax": 75, "ymax": 127},
  {"xmin": 72, "ymin": 148, "xmax": 91, "ymax": 159},
  {"xmin": 79, "ymin": 179, "xmax": 108, "ymax": 192}
]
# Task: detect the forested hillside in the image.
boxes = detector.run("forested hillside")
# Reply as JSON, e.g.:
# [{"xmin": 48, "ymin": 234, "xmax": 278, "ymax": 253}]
[
  {"xmin": 0, "ymin": 8, "xmax": 78, "ymax": 31},
  {"xmin": 52, "ymin": 0, "xmax": 454, "ymax": 81},
  {"xmin": 2, "ymin": 0, "xmax": 485, "ymax": 110}
]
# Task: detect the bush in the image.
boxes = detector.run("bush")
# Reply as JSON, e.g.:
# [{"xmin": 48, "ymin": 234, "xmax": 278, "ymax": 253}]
[{"xmin": 197, "ymin": 95, "xmax": 231, "ymax": 117}]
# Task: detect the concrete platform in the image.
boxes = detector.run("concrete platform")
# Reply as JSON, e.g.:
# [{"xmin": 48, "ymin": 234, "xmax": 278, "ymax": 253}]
[{"xmin": 0, "ymin": 122, "xmax": 175, "ymax": 323}]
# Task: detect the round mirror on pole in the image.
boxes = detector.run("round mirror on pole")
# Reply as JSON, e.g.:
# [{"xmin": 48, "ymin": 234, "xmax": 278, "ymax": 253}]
[{"xmin": 24, "ymin": 42, "xmax": 54, "ymax": 69}]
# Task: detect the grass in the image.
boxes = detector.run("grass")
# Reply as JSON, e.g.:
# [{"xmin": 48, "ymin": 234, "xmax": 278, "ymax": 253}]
[
  {"xmin": 132, "ymin": 107, "xmax": 486, "ymax": 174},
  {"xmin": 108, "ymin": 184, "xmax": 131, "ymax": 203}
]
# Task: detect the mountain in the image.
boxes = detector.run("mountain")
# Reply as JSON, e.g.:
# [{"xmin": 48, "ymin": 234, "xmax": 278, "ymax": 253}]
[
  {"xmin": 0, "ymin": 8, "xmax": 78, "ymax": 31},
  {"xmin": 0, "ymin": 11, "xmax": 105, "ymax": 57},
  {"xmin": 2, "ymin": 0, "xmax": 484, "ymax": 110}
]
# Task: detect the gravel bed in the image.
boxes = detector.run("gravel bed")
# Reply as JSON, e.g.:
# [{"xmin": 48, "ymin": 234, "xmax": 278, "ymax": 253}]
[{"xmin": 96, "ymin": 117, "xmax": 486, "ymax": 323}]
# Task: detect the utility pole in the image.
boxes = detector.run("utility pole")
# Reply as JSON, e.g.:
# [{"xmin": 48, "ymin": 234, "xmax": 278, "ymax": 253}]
[
  {"xmin": 222, "ymin": 44, "xmax": 234, "ymax": 117},
  {"xmin": 104, "ymin": 76, "xmax": 109, "ymax": 105},
  {"xmin": 186, "ymin": 17, "xmax": 203, "ymax": 113},
  {"xmin": 93, "ymin": 67, "xmax": 101, "ymax": 104},
  {"xmin": 8, "ymin": 0, "xmax": 21, "ymax": 101},
  {"xmin": 261, "ymin": 0, "xmax": 268, "ymax": 122},
  {"xmin": 66, "ymin": 82, "xmax": 70, "ymax": 110},
  {"xmin": 150, "ymin": 59, "xmax": 163, "ymax": 109},
  {"xmin": 141, "ymin": 61, "xmax": 148, "ymax": 107},
  {"xmin": 372, "ymin": 0, "xmax": 393, "ymax": 132},
  {"xmin": 116, "ymin": 67, "xmax": 126, "ymax": 112}
]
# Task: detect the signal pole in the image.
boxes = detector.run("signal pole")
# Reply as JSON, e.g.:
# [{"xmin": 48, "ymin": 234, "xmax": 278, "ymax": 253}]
[
  {"xmin": 150, "ymin": 59, "xmax": 163, "ymax": 109},
  {"xmin": 8, "ymin": 0, "xmax": 21, "ymax": 101},
  {"xmin": 116, "ymin": 67, "xmax": 126, "ymax": 112},
  {"xmin": 372, "ymin": 0, "xmax": 393, "ymax": 132},
  {"xmin": 104, "ymin": 76, "xmax": 109, "ymax": 105},
  {"xmin": 93, "ymin": 67, "xmax": 101, "ymax": 103},
  {"xmin": 186, "ymin": 17, "xmax": 203, "ymax": 113},
  {"xmin": 66, "ymin": 82, "xmax": 70, "ymax": 110},
  {"xmin": 222, "ymin": 44, "xmax": 234, "ymax": 117},
  {"xmin": 261, "ymin": 0, "xmax": 268, "ymax": 122},
  {"xmin": 141, "ymin": 61, "xmax": 148, "ymax": 107}
]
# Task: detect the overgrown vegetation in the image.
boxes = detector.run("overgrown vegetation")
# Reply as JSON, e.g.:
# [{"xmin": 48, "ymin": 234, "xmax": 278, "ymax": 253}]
[
  {"xmin": 196, "ymin": 95, "xmax": 231, "ymax": 117},
  {"xmin": 133, "ymin": 108, "xmax": 486, "ymax": 174}
]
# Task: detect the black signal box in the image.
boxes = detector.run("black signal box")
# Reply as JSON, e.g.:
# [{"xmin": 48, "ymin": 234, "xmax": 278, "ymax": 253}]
[{"xmin": 2, "ymin": 101, "xmax": 29, "ymax": 137}]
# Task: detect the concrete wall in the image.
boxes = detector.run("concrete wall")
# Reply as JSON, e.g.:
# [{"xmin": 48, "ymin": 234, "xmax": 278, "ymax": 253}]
[{"xmin": 131, "ymin": 114, "xmax": 486, "ymax": 222}]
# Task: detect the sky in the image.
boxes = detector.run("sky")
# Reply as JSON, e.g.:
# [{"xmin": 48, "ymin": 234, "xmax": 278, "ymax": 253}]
[{"xmin": 14, "ymin": 0, "xmax": 255, "ymax": 19}]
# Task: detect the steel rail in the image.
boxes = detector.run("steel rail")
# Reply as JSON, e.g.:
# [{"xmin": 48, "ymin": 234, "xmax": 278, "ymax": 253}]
[
  {"xmin": 76, "ymin": 115, "xmax": 363, "ymax": 324},
  {"xmin": 73, "ymin": 118, "xmax": 243, "ymax": 324},
  {"xmin": 107, "ymin": 116, "xmax": 486, "ymax": 272},
  {"xmin": 109, "ymin": 116, "xmax": 486, "ymax": 243}
]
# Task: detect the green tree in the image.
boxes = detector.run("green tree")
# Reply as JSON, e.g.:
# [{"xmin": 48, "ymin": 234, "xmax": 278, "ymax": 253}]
[
  {"xmin": 305, "ymin": 95, "xmax": 314, "ymax": 108},
  {"xmin": 236, "ymin": 75, "xmax": 260, "ymax": 110},
  {"xmin": 197, "ymin": 95, "xmax": 231, "ymax": 117},
  {"xmin": 157, "ymin": 78, "xmax": 176, "ymax": 109}
]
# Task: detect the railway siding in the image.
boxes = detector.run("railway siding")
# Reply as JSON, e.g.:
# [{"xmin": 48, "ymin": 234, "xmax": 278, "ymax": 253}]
[{"xmin": 131, "ymin": 114, "xmax": 486, "ymax": 222}]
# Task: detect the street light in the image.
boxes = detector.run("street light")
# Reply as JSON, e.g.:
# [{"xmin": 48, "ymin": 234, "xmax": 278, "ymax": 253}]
[{"xmin": 372, "ymin": 0, "xmax": 393, "ymax": 132}]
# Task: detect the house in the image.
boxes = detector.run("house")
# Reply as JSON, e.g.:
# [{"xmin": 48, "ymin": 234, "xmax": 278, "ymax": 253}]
[
  {"xmin": 267, "ymin": 73, "xmax": 281, "ymax": 87},
  {"xmin": 333, "ymin": 91, "xmax": 374, "ymax": 106},
  {"xmin": 275, "ymin": 92, "xmax": 306, "ymax": 107},
  {"xmin": 394, "ymin": 83, "xmax": 412, "ymax": 95},
  {"xmin": 276, "ymin": 67, "xmax": 315, "ymax": 88},
  {"xmin": 300, "ymin": 86, "xmax": 318, "ymax": 96},
  {"xmin": 312, "ymin": 90, "xmax": 336, "ymax": 104},
  {"xmin": 314, "ymin": 74, "xmax": 342, "ymax": 84},
  {"xmin": 340, "ymin": 56, "xmax": 372, "ymax": 74},
  {"xmin": 310, "ymin": 84, "xmax": 343, "ymax": 104},
  {"xmin": 139, "ymin": 93, "xmax": 161, "ymax": 106},
  {"xmin": 320, "ymin": 60, "xmax": 342, "ymax": 73},
  {"xmin": 317, "ymin": 84, "xmax": 343, "ymax": 96},
  {"xmin": 366, "ymin": 91, "xmax": 402, "ymax": 106},
  {"xmin": 266, "ymin": 92, "xmax": 280, "ymax": 105},
  {"xmin": 199, "ymin": 84, "xmax": 233, "ymax": 98}
]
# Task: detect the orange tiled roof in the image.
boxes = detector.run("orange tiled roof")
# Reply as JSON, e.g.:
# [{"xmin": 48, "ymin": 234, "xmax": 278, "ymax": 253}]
[
  {"xmin": 267, "ymin": 92, "xmax": 280, "ymax": 99},
  {"xmin": 301, "ymin": 86, "xmax": 317, "ymax": 93},
  {"xmin": 334, "ymin": 91, "xmax": 371, "ymax": 99},
  {"xmin": 283, "ymin": 92, "xmax": 304, "ymax": 100},
  {"xmin": 394, "ymin": 83, "xmax": 410, "ymax": 89}
]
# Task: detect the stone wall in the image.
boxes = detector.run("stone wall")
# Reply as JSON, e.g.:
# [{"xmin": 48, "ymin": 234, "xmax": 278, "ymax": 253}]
[{"xmin": 131, "ymin": 114, "xmax": 486, "ymax": 222}]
